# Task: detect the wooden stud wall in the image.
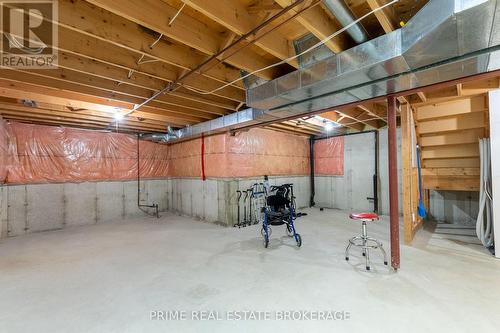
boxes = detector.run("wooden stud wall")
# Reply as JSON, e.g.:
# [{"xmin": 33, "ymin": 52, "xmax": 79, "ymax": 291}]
[{"xmin": 401, "ymin": 103, "xmax": 425, "ymax": 244}]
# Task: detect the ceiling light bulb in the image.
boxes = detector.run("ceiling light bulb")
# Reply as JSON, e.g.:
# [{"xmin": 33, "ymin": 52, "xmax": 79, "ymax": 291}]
[
  {"xmin": 324, "ymin": 121, "xmax": 334, "ymax": 132},
  {"xmin": 114, "ymin": 112, "xmax": 124, "ymax": 121}
]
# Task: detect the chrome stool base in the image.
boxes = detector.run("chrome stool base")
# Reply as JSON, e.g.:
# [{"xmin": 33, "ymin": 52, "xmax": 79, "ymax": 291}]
[{"xmin": 345, "ymin": 220, "xmax": 388, "ymax": 271}]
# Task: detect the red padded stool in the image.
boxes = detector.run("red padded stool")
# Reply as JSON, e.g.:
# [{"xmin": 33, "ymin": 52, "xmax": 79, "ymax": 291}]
[{"xmin": 345, "ymin": 212, "xmax": 387, "ymax": 271}]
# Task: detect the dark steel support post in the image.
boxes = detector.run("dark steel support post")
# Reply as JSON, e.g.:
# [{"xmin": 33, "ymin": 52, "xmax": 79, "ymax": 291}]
[
  {"xmin": 373, "ymin": 131, "xmax": 379, "ymax": 213},
  {"xmin": 387, "ymin": 96, "xmax": 400, "ymax": 270},
  {"xmin": 309, "ymin": 136, "xmax": 316, "ymax": 207}
]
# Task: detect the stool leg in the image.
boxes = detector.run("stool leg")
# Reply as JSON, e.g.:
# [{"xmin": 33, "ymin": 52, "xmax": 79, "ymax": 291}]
[
  {"xmin": 362, "ymin": 221, "xmax": 371, "ymax": 270},
  {"xmin": 366, "ymin": 237, "xmax": 388, "ymax": 267},
  {"xmin": 365, "ymin": 246, "xmax": 371, "ymax": 270},
  {"xmin": 345, "ymin": 240, "xmax": 353, "ymax": 261},
  {"xmin": 361, "ymin": 222, "xmax": 367, "ymax": 257},
  {"xmin": 378, "ymin": 243, "xmax": 388, "ymax": 266}
]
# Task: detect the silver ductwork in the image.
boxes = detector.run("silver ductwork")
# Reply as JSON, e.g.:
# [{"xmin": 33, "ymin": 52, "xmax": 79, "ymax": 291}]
[
  {"xmin": 156, "ymin": 108, "xmax": 275, "ymax": 142},
  {"xmin": 150, "ymin": 0, "xmax": 500, "ymax": 143},
  {"xmin": 323, "ymin": 0, "xmax": 369, "ymax": 43},
  {"xmin": 294, "ymin": 33, "xmax": 336, "ymax": 68},
  {"xmin": 247, "ymin": 0, "xmax": 500, "ymax": 116}
]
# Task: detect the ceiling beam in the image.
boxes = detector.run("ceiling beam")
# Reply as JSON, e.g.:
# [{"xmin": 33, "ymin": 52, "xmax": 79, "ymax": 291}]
[
  {"xmin": 0, "ymin": 101, "xmax": 166, "ymax": 129},
  {"xmin": 337, "ymin": 107, "xmax": 382, "ymax": 129},
  {"xmin": 417, "ymin": 91, "xmax": 427, "ymax": 103},
  {"xmin": 268, "ymin": 123, "xmax": 317, "ymax": 135},
  {"xmin": 9, "ymin": 0, "xmax": 244, "ymax": 92},
  {"xmin": 0, "ymin": 25, "xmax": 244, "ymax": 104},
  {"xmin": 0, "ymin": 79, "xmax": 191, "ymax": 126},
  {"xmin": 0, "ymin": 111, "xmax": 164, "ymax": 133},
  {"xmin": 11, "ymin": 99, "xmax": 175, "ymax": 125},
  {"xmin": 321, "ymin": 110, "xmax": 365, "ymax": 131},
  {"xmin": 408, "ymin": 86, "xmax": 459, "ymax": 105},
  {"xmin": 0, "ymin": 108, "xmax": 165, "ymax": 132},
  {"xmin": 182, "ymin": 0, "xmax": 298, "ymax": 68},
  {"xmin": 85, "ymin": 0, "xmax": 281, "ymax": 80},
  {"xmin": 15, "ymin": 65, "xmax": 226, "ymax": 118},
  {"xmin": 2, "ymin": 115, "xmax": 111, "ymax": 131},
  {"xmin": 357, "ymin": 103, "xmax": 387, "ymax": 122},
  {"xmin": 274, "ymin": 0, "xmax": 351, "ymax": 53},
  {"xmin": 0, "ymin": 69, "xmax": 207, "ymax": 122},
  {"xmin": 366, "ymin": 0, "xmax": 396, "ymax": 33},
  {"xmin": 247, "ymin": 2, "xmax": 283, "ymax": 14}
]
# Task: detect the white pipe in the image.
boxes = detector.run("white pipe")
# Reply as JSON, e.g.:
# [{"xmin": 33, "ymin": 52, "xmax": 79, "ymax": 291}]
[{"xmin": 476, "ymin": 138, "xmax": 494, "ymax": 247}]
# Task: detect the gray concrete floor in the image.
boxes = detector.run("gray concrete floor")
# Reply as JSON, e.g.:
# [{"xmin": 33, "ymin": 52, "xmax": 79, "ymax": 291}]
[{"xmin": 1, "ymin": 208, "xmax": 499, "ymax": 333}]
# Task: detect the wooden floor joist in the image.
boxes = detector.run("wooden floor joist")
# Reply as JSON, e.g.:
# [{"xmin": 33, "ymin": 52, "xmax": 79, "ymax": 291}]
[{"xmin": 0, "ymin": 0, "xmax": 448, "ymax": 134}]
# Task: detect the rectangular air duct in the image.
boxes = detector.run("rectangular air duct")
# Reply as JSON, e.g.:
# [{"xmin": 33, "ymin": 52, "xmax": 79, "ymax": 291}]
[
  {"xmin": 147, "ymin": 0, "xmax": 500, "ymax": 143},
  {"xmin": 247, "ymin": 0, "xmax": 500, "ymax": 114}
]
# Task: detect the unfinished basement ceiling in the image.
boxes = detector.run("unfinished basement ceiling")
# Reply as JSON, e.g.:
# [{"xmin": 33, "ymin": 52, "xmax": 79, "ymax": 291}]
[
  {"xmin": 248, "ymin": 0, "xmax": 500, "ymax": 113},
  {"xmin": 142, "ymin": 0, "xmax": 500, "ymax": 143},
  {"xmin": 0, "ymin": 0, "xmax": 429, "ymax": 136}
]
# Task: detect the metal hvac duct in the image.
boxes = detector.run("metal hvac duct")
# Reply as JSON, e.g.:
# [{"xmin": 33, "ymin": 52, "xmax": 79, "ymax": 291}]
[
  {"xmin": 323, "ymin": 0, "xmax": 369, "ymax": 43},
  {"xmin": 147, "ymin": 0, "xmax": 500, "ymax": 143},
  {"xmin": 247, "ymin": 0, "xmax": 500, "ymax": 117},
  {"xmin": 165, "ymin": 108, "xmax": 275, "ymax": 142}
]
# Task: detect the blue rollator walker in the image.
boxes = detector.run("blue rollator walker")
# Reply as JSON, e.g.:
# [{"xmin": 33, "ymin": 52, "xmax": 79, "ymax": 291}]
[{"xmin": 261, "ymin": 184, "xmax": 302, "ymax": 248}]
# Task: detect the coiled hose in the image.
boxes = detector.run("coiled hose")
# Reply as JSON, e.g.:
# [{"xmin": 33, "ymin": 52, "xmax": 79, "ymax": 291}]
[{"xmin": 476, "ymin": 138, "xmax": 494, "ymax": 247}]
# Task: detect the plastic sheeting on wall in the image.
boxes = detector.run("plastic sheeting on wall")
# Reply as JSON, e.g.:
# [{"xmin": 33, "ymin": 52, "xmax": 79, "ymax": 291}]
[
  {"xmin": 5, "ymin": 122, "xmax": 170, "ymax": 184},
  {"xmin": 314, "ymin": 136, "xmax": 344, "ymax": 176},
  {"xmin": 4, "ymin": 122, "xmax": 311, "ymax": 184},
  {"xmin": 168, "ymin": 128, "xmax": 310, "ymax": 178},
  {"xmin": 223, "ymin": 128, "xmax": 310, "ymax": 177},
  {"xmin": 0, "ymin": 118, "xmax": 8, "ymax": 183}
]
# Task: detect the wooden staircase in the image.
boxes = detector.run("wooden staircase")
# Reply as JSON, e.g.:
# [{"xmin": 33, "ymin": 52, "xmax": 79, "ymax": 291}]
[{"xmin": 415, "ymin": 94, "xmax": 489, "ymax": 191}]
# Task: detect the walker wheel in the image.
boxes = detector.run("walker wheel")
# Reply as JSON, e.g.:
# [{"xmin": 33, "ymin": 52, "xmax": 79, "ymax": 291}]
[
  {"xmin": 263, "ymin": 237, "xmax": 269, "ymax": 248},
  {"xmin": 260, "ymin": 226, "xmax": 271, "ymax": 237},
  {"xmin": 295, "ymin": 234, "xmax": 302, "ymax": 248}
]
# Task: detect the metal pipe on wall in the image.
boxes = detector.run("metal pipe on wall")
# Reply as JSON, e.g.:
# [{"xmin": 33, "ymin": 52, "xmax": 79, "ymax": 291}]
[
  {"xmin": 137, "ymin": 134, "xmax": 160, "ymax": 218},
  {"xmin": 387, "ymin": 96, "xmax": 400, "ymax": 270},
  {"xmin": 312, "ymin": 129, "xmax": 379, "ymax": 211}
]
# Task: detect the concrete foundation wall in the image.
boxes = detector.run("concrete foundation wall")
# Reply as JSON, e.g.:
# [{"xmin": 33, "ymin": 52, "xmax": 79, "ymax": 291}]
[
  {"xmin": 0, "ymin": 176, "xmax": 310, "ymax": 238},
  {"xmin": 313, "ymin": 128, "xmax": 479, "ymax": 224},
  {"xmin": 314, "ymin": 129, "xmax": 403, "ymax": 215},
  {"xmin": 428, "ymin": 190, "xmax": 479, "ymax": 225},
  {"xmin": 166, "ymin": 175, "xmax": 310, "ymax": 227},
  {"xmin": 0, "ymin": 179, "xmax": 168, "ymax": 238}
]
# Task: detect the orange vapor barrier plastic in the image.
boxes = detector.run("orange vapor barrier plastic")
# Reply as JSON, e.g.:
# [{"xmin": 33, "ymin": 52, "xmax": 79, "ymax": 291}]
[
  {"xmin": 314, "ymin": 136, "xmax": 345, "ymax": 176},
  {"xmin": 5, "ymin": 122, "xmax": 170, "ymax": 184},
  {"xmin": 0, "ymin": 118, "xmax": 8, "ymax": 183},
  {"xmin": 4, "ymin": 122, "xmax": 311, "ymax": 184},
  {"xmin": 169, "ymin": 128, "xmax": 310, "ymax": 178}
]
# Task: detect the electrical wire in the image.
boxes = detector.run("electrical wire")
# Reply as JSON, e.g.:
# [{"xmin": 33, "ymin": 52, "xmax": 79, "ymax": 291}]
[
  {"xmin": 168, "ymin": 3, "xmax": 186, "ymax": 26},
  {"xmin": 123, "ymin": 0, "xmax": 308, "ymax": 116},
  {"xmin": 180, "ymin": 0, "xmax": 400, "ymax": 96},
  {"xmin": 125, "ymin": 0, "xmax": 400, "ymax": 116}
]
